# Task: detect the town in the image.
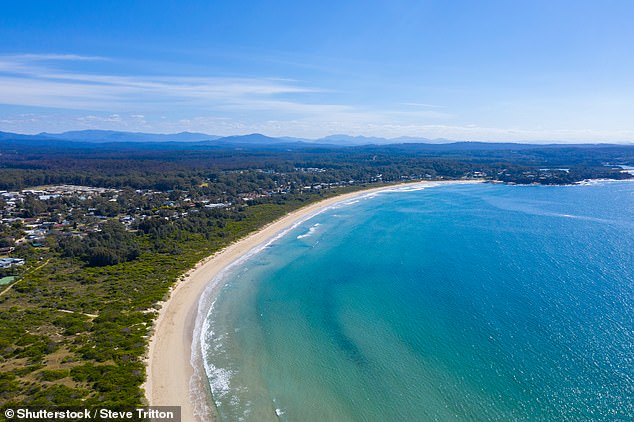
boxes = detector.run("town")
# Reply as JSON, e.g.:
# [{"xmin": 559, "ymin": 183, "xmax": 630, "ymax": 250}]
[{"xmin": 0, "ymin": 172, "xmax": 379, "ymax": 282}]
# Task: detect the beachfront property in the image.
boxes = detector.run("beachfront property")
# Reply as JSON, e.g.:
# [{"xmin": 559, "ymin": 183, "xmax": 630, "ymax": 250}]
[{"xmin": 0, "ymin": 257, "xmax": 25, "ymax": 268}]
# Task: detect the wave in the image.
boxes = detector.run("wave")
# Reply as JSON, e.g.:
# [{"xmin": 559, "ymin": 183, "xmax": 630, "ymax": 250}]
[
  {"xmin": 191, "ymin": 287, "xmax": 221, "ymax": 421},
  {"xmin": 273, "ymin": 397, "xmax": 286, "ymax": 421},
  {"xmin": 381, "ymin": 182, "xmax": 438, "ymax": 193},
  {"xmin": 190, "ymin": 205, "xmax": 335, "ymax": 419},
  {"xmin": 297, "ymin": 223, "xmax": 321, "ymax": 239},
  {"xmin": 576, "ymin": 178, "xmax": 634, "ymax": 186}
]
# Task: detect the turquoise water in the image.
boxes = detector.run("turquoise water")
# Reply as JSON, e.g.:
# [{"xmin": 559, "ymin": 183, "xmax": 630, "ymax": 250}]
[{"xmin": 199, "ymin": 182, "xmax": 634, "ymax": 421}]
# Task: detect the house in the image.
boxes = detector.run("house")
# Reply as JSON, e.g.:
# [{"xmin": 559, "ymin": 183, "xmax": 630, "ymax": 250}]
[{"xmin": 0, "ymin": 258, "xmax": 25, "ymax": 269}]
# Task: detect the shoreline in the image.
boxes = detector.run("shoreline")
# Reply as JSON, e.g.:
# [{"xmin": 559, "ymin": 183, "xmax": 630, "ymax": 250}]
[{"xmin": 144, "ymin": 180, "xmax": 480, "ymax": 421}]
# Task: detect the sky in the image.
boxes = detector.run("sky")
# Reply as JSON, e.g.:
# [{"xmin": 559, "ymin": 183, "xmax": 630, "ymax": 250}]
[{"xmin": 1, "ymin": 0, "xmax": 634, "ymax": 142}]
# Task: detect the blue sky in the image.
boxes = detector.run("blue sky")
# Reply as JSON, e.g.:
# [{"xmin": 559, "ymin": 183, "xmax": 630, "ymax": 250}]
[{"xmin": 1, "ymin": 1, "xmax": 633, "ymax": 142}]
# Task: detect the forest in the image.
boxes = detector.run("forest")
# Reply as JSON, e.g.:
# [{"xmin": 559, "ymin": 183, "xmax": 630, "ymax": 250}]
[{"xmin": 0, "ymin": 138, "xmax": 632, "ymax": 190}]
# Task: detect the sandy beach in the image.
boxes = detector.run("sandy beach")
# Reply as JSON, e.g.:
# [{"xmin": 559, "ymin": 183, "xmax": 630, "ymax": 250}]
[{"xmin": 144, "ymin": 180, "xmax": 478, "ymax": 421}]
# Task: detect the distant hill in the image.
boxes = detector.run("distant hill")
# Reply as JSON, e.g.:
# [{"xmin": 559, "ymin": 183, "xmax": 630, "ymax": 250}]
[
  {"xmin": 214, "ymin": 133, "xmax": 288, "ymax": 145},
  {"xmin": 1, "ymin": 130, "xmax": 631, "ymax": 149},
  {"xmin": 314, "ymin": 134, "xmax": 459, "ymax": 145},
  {"xmin": 0, "ymin": 131, "xmax": 53, "ymax": 141},
  {"xmin": 34, "ymin": 130, "xmax": 220, "ymax": 143},
  {"xmin": 315, "ymin": 134, "xmax": 392, "ymax": 145}
]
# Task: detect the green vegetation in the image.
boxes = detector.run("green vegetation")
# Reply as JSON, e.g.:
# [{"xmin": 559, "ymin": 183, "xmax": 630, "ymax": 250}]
[
  {"xmin": 59, "ymin": 220, "xmax": 140, "ymax": 266},
  {"xmin": 0, "ymin": 184, "xmax": 366, "ymax": 408},
  {"xmin": 0, "ymin": 138, "xmax": 632, "ymax": 409},
  {"xmin": 0, "ymin": 139, "xmax": 632, "ymax": 191}
]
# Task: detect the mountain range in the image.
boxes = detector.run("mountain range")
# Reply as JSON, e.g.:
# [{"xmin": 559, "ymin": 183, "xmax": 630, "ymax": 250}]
[
  {"xmin": 0, "ymin": 130, "xmax": 453, "ymax": 146},
  {"xmin": 0, "ymin": 130, "xmax": 630, "ymax": 148}
]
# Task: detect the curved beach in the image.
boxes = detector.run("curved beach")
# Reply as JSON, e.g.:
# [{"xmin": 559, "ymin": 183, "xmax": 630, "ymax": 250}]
[
  {"xmin": 143, "ymin": 186, "xmax": 395, "ymax": 420},
  {"xmin": 144, "ymin": 181, "xmax": 474, "ymax": 421}
]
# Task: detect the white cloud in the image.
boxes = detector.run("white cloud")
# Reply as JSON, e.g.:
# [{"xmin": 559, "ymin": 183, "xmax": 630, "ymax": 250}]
[
  {"xmin": 10, "ymin": 53, "xmax": 110, "ymax": 62},
  {"xmin": 1, "ymin": 53, "xmax": 633, "ymax": 142},
  {"xmin": 0, "ymin": 54, "xmax": 323, "ymax": 113},
  {"xmin": 0, "ymin": 53, "xmax": 453, "ymax": 134},
  {"xmin": 3, "ymin": 107, "xmax": 634, "ymax": 142},
  {"xmin": 0, "ymin": 54, "xmax": 108, "ymax": 76},
  {"xmin": 127, "ymin": 115, "xmax": 634, "ymax": 142}
]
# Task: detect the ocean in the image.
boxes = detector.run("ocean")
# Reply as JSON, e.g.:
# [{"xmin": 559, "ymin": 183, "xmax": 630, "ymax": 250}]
[{"xmin": 195, "ymin": 181, "xmax": 634, "ymax": 421}]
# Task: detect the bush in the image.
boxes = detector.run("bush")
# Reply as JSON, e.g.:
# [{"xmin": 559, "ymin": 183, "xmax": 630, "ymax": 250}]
[{"xmin": 38, "ymin": 369, "xmax": 69, "ymax": 382}]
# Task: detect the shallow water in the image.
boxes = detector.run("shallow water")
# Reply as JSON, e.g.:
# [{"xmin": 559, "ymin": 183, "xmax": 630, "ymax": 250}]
[{"xmin": 199, "ymin": 182, "xmax": 634, "ymax": 421}]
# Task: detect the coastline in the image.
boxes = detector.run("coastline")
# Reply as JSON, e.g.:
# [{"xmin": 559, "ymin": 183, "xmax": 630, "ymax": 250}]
[{"xmin": 143, "ymin": 180, "xmax": 480, "ymax": 421}]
